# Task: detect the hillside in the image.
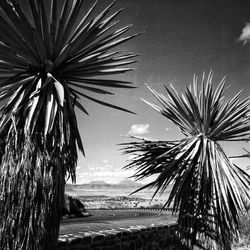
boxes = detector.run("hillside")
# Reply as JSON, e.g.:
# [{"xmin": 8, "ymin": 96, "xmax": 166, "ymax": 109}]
[
  {"xmin": 89, "ymin": 181, "xmax": 108, "ymax": 185},
  {"xmin": 118, "ymin": 179, "xmax": 143, "ymax": 188},
  {"xmin": 66, "ymin": 179, "xmax": 143, "ymax": 190}
]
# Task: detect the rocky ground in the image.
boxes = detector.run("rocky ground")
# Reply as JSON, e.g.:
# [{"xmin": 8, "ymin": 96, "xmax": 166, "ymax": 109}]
[{"xmin": 75, "ymin": 195, "xmax": 165, "ymax": 210}]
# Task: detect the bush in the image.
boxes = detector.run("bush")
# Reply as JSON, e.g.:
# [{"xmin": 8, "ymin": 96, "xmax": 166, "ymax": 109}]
[
  {"xmin": 233, "ymin": 211, "xmax": 250, "ymax": 248},
  {"xmin": 239, "ymin": 211, "xmax": 250, "ymax": 239}
]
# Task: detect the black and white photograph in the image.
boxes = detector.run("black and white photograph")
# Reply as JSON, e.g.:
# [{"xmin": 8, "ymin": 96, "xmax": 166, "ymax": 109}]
[{"xmin": 0, "ymin": 0, "xmax": 249, "ymax": 249}]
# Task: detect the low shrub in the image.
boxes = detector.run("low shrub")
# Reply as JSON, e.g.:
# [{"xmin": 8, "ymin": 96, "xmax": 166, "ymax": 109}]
[{"xmin": 233, "ymin": 210, "xmax": 250, "ymax": 248}]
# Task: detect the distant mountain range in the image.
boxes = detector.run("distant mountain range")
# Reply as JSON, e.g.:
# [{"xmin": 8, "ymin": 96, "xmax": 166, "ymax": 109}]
[
  {"xmin": 90, "ymin": 179, "xmax": 142, "ymax": 186},
  {"xmin": 66, "ymin": 179, "xmax": 144, "ymax": 189},
  {"xmin": 65, "ymin": 179, "xmax": 173, "ymax": 201},
  {"xmin": 66, "ymin": 179, "xmax": 174, "ymax": 193},
  {"xmin": 88, "ymin": 181, "xmax": 107, "ymax": 185},
  {"xmin": 87, "ymin": 180, "xmax": 141, "ymax": 185}
]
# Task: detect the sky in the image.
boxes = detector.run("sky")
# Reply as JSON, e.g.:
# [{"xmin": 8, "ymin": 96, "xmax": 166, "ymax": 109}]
[{"xmin": 73, "ymin": 0, "xmax": 250, "ymax": 184}]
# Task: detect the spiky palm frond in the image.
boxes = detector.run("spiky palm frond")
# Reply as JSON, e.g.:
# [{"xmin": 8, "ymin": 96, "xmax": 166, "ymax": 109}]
[
  {"xmin": 121, "ymin": 72, "xmax": 250, "ymax": 249},
  {"xmin": 0, "ymin": 1, "xmax": 139, "ymax": 249},
  {"xmin": 0, "ymin": 0, "xmax": 140, "ymax": 161}
]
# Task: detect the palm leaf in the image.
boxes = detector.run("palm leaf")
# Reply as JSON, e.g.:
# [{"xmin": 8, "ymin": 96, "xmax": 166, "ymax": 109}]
[
  {"xmin": 0, "ymin": 0, "xmax": 139, "ymax": 154},
  {"xmin": 121, "ymin": 72, "xmax": 250, "ymax": 249}
]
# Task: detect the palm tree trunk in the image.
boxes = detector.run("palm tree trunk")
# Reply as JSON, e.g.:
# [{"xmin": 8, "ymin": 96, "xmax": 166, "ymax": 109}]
[{"xmin": 0, "ymin": 131, "xmax": 65, "ymax": 250}]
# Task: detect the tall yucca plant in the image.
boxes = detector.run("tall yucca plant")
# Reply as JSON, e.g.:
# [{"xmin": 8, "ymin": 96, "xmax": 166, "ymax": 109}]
[
  {"xmin": 121, "ymin": 72, "xmax": 250, "ymax": 250},
  {"xmin": 0, "ymin": 0, "xmax": 140, "ymax": 249}
]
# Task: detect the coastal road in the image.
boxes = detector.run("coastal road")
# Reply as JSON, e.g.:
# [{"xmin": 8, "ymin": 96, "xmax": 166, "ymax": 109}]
[{"xmin": 60, "ymin": 209, "xmax": 177, "ymax": 235}]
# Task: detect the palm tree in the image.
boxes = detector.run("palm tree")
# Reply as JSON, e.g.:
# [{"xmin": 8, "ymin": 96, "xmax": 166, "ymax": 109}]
[
  {"xmin": 0, "ymin": 0, "xmax": 140, "ymax": 249},
  {"xmin": 121, "ymin": 72, "xmax": 250, "ymax": 250}
]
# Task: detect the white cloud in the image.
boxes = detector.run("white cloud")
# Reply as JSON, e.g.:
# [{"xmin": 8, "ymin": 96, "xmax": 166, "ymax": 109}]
[
  {"xmin": 104, "ymin": 164, "xmax": 114, "ymax": 169},
  {"xmin": 238, "ymin": 23, "xmax": 250, "ymax": 44},
  {"xmin": 74, "ymin": 162, "xmax": 136, "ymax": 184},
  {"xmin": 73, "ymin": 162, "xmax": 160, "ymax": 185},
  {"xmin": 76, "ymin": 169, "xmax": 135, "ymax": 184},
  {"xmin": 84, "ymin": 164, "xmax": 114, "ymax": 172},
  {"xmin": 128, "ymin": 124, "xmax": 150, "ymax": 135}
]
